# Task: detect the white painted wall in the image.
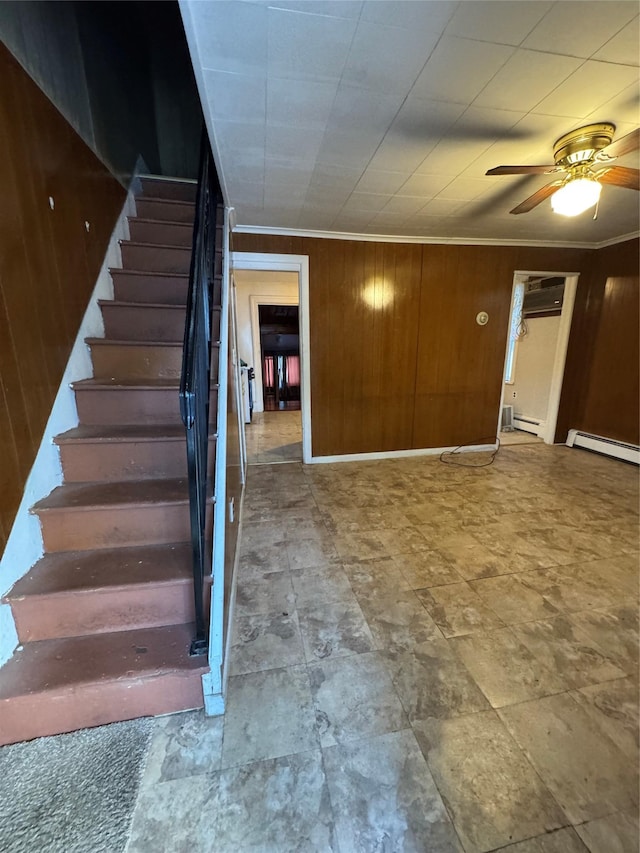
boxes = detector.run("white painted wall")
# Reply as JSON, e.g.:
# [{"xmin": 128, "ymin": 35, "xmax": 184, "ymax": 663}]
[
  {"xmin": 505, "ymin": 315, "xmax": 561, "ymax": 425},
  {"xmin": 233, "ymin": 269, "xmax": 298, "ymax": 412},
  {"xmin": 0, "ymin": 191, "xmax": 135, "ymax": 668}
]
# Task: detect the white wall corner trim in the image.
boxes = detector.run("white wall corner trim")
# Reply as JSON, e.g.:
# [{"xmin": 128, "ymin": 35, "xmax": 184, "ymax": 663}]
[{"xmin": 0, "ymin": 190, "xmax": 136, "ymax": 669}]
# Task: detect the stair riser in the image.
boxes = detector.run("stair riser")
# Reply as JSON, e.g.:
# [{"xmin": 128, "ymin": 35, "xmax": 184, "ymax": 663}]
[
  {"xmin": 60, "ymin": 440, "xmax": 187, "ymax": 482},
  {"xmin": 120, "ymin": 243, "xmax": 192, "ymax": 274},
  {"xmin": 37, "ymin": 503, "xmax": 213, "ymax": 552},
  {"xmin": 139, "ymin": 178, "xmax": 197, "ymax": 202},
  {"xmin": 128, "ymin": 219, "xmax": 194, "ymax": 247},
  {"xmin": 39, "ymin": 504, "xmax": 188, "ymax": 552},
  {"xmin": 111, "ymin": 271, "xmax": 188, "ymax": 305},
  {"xmin": 102, "ymin": 304, "xmax": 187, "ymax": 341},
  {"xmin": 135, "ymin": 198, "xmax": 195, "ymax": 223},
  {"xmin": 74, "ymin": 387, "xmax": 218, "ymax": 426},
  {"xmin": 59, "ymin": 439, "xmax": 216, "ymax": 482},
  {"xmin": 89, "ymin": 343, "xmax": 184, "ymax": 380},
  {"xmin": 11, "ymin": 582, "xmax": 197, "ymax": 643},
  {"xmin": 0, "ymin": 671, "xmax": 205, "ymax": 746}
]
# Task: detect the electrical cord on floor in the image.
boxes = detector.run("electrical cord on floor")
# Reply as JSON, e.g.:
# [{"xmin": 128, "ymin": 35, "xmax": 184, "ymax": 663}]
[{"xmin": 439, "ymin": 436, "xmax": 501, "ymax": 468}]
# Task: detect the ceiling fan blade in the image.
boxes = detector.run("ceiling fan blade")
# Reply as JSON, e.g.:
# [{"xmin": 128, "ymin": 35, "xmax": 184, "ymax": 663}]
[
  {"xmin": 486, "ymin": 164, "xmax": 561, "ymax": 176},
  {"xmin": 509, "ymin": 181, "xmax": 564, "ymax": 215},
  {"xmin": 595, "ymin": 128, "xmax": 640, "ymax": 162},
  {"xmin": 595, "ymin": 165, "xmax": 640, "ymax": 191}
]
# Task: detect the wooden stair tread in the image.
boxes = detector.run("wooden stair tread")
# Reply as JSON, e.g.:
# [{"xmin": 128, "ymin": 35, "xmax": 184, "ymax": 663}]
[
  {"xmin": 86, "ymin": 337, "xmax": 184, "ymax": 347},
  {"xmin": 0, "ymin": 623, "xmax": 206, "ymax": 700},
  {"xmin": 120, "ymin": 240, "xmax": 191, "ymax": 251},
  {"xmin": 55, "ymin": 424, "xmax": 188, "ymax": 443},
  {"xmin": 129, "ymin": 217, "xmax": 194, "ymax": 229},
  {"xmin": 72, "ymin": 377, "xmax": 181, "ymax": 389},
  {"xmin": 32, "ymin": 478, "xmax": 191, "ymax": 512},
  {"xmin": 6, "ymin": 544, "xmax": 193, "ymax": 599},
  {"xmin": 98, "ymin": 299, "xmax": 188, "ymax": 311},
  {"xmin": 109, "ymin": 268, "xmax": 189, "ymax": 280}
]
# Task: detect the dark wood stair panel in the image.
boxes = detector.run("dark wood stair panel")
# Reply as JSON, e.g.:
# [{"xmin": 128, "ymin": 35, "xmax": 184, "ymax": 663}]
[
  {"xmin": 55, "ymin": 424, "xmax": 216, "ymax": 482},
  {"xmin": 87, "ymin": 339, "xmax": 185, "ymax": 380},
  {"xmin": 120, "ymin": 241, "xmax": 192, "ymax": 274},
  {"xmin": 110, "ymin": 270, "xmax": 189, "ymax": 305},
  {"xmin": 134, "ymin": 197, "xmax": 195, "ymax": 224},
  {"xmin": 100, "ymin": 301, "xmax": 187, "ymax": 342},
  {"xmin": 5, "ymin": 543, "xmax": 197, "ymax": 642},
  {"xmin": 0, "ymin": 623, "xmax": 207, "ymax": 745},
  {"xmin": 72, "ymin": 379, "xmax": 218, "ymax": 426},
  {"xmin": 128, "ymin": 218, "xmax": 193, "ymax": 247},
  {"xmin": 139, "ymin": 177, "xmax": 197, "ymax": 202}
]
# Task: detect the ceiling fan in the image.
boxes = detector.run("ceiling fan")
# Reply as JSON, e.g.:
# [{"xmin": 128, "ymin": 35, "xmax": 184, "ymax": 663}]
[{"xmin": 486, "ymin": 123, "xmax": 640, "ymax": 216}]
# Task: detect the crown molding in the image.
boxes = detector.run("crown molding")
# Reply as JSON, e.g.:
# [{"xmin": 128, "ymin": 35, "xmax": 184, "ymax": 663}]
[{"xmin": 233, "ymin": 223, "xmax": 639, "ymax": 251}]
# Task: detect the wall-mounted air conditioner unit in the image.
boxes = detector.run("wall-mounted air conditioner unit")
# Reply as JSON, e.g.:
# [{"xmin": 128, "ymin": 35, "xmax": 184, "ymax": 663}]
[{"xmin": 501, "ymin": 405, "xmax": 514, "ymax": 432}]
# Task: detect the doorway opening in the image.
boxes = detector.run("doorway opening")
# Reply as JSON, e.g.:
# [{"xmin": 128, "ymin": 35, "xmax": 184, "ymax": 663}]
[
  {"xmin": 499, "ymin": 271, "xmax": 579, "ymax": 445},
  {"xmin": 259, "ymin": 304, "xmax": 301, "ymax": 412},
  {"xmin": 231, "ymin": 253, "xmax": 311, "ymax": 464}
]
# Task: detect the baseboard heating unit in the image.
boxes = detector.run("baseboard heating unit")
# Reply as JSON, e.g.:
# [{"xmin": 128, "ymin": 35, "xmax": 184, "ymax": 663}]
[
  {"xmin": 566, "ymin": 430, "xmax": 640, "ymax": 465},
  {"xmin": 513, "ymin": 415, "xmax": 541, "ymax": 436}
]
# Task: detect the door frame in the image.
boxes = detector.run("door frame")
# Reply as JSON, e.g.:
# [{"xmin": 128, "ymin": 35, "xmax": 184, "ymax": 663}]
[
  {"xmin": 249, "ymin": 294, "xmax": 299, "ymax": 414},
  {"xmin": 231, "ymin": 252, "xmax": 312, "ymax": 463},
  {"xmin": 498, "ymin": 270, "xmax": 579, "ymax": 444}
]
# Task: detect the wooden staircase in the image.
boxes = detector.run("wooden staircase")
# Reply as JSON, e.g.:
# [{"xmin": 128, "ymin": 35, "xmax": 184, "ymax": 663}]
[{"xmin": 0, "ymin": 177, "xmax": 217, "ymax": 745}]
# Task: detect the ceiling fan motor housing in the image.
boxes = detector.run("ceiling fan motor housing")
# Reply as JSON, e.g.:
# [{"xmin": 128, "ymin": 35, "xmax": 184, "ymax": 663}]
[{"xmin": 553, "ymin": 122, "xmax": 616, "ymax": 167}]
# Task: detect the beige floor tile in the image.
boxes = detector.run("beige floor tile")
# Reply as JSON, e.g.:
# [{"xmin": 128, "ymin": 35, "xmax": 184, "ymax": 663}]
[
  {"xmin": 499, "ymin": 693, "xmax": 639, "ymax": 824},
  {"xmin": 416, "ymin": 581, "xmax": 506, "ymax": 637}
]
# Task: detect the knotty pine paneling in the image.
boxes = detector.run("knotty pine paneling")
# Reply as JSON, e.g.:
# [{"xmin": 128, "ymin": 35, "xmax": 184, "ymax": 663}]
[
  {"xmin": 234, "ymin": 232, "xmax": 591, "ymax": 457},
  {"xmin": 0, "ymin": 44, "xmax": 125, "ymax": 555}
]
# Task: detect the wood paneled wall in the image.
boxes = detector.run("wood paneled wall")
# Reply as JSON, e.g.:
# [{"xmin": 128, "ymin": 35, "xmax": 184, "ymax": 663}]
[
  {"xmin": 556, "ymin": 238, "xmax": 639, "ymax": 445},
  {"xmin": 233, "ymin": 232, "xmax": 593, "ymax": 457},
  {"xmin": 0, "ymin": 44, "xmax": 126, "ymax": 553}
]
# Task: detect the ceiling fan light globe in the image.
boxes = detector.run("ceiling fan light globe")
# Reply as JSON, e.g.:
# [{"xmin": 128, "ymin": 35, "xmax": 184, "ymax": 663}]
[{"xmin": 551, "ymin": 178, "xmax": 602, "ymax": 217}]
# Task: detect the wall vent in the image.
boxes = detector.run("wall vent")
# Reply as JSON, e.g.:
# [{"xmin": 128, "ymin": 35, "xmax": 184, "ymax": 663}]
[{"xmin": 566, "ymin": 430, "xmax": 640, "ymax": 465}]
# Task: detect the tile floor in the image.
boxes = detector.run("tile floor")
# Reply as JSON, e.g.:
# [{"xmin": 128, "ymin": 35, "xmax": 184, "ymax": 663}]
[
  {"xmin": 245, "ymin": 410, "xmax": 302, "ymax": 464},
  {"xmin": 128, "ymin": 440, "xmax": 638, "ymax": 853}
]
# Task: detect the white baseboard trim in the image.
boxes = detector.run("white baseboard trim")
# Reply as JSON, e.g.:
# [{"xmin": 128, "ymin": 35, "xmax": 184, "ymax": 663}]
[
  {"xmin": 309, "ymin": 443, "xmax": 498, "ymax": 465},
  {"xmin": 566, "ymin": 430, "xmax": 640, "ymax": 465},
  {"xmin": 0, "ymin": 190, "xmax": 136, "ymax": 668}
]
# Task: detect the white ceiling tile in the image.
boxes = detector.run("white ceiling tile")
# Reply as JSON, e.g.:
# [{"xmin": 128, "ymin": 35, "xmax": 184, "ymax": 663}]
[
  {"xmin": 266, "ymin": 78, "xmax": 338, "ymax": 129},
  {"xmin": 445, "ymin": 1, "xmax": 552, "ymax": 45},
  {"xmin": 354, "ymin": 170, "xmax": 412, "ymax": 194},
  {"xmin": 593, "ymin": 15, "xmax": 640, "ymax": 65},
  {"xmin": 309, "ymin": 164, "xmax": 364, "ymax": 189},
  {"xmin": 204, "ymin": 70, "xmax": 266, "ymax": 124},
  {"xmin": 522, "ymin": 1, "xmax": 639, "ymax": 58},
  {"xmin": 225, "ymin": 180, "xmax": 264, "ymax": 208},
  {"xmin": 436, "ymin": 176, "xmax": 494, "ymax": 200},
  {"xmin": 416, "ymin": 138, "xmax": 495, "ymax": 174},
  {"xmin": 316, "ymin": 130, "xmax": 385, "ymax": 169},
  {"xmin": 360, "ymin": 1, "xmax": 456, "ymax": 33},
  {"xmin": 267, "ymin": 7, "xmax": 358, "ymax": 82},
  {"xmin": 265, "ymin": 124, "xmax": 325, "ymax": 162},
  {"xmin": 264, "ymin": 163, "xmax": 314, "ymax": 187},
  {"xmin": 383, "ymin": 195, "xmax": 430, "ymax": 215},
  {"xmin": 340, "ymin": 20, "xmax": 439, "ymax": 95},
  {"xmin": 419, "ymin": 197, "xmax": 466, "ymax": 216},
  {"xmin": 213, "ymin": 120, "xmax": 266, "ymax": 161},
  {"xmin": 398, "ymin": 173, "xmax": 454, "ymax": 196},
  {"xmin": 194, "ymin": 1, "xmax": 268, "ymax": 75},
  {"xmin": 581, "ymin": 81, "xmax": 640, "ymax": 129},
  {"xmin": 342, "ymin": 192, "xmax": 390, "ymax": 212},
  {"xmin": 411, "ymin": 36, "xmax": 515, "ymax": 104},
  {"xmin": 473, "ymin": 50, "xmax": 583, "ymax": 112},
  {"xmin": 534, "ymin": 60, "xmax": 639, "ymax": 118},
  {"xmin": 305, "ymin": 185, "xmax": 354, "ymax": 206},
  {"xmin": 326, "ymin": 86, "xmax": 405, "ymax": 135},
  {"xmin": 265, "ymin": 1, "xmax": 363, "ymax": 19}
]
